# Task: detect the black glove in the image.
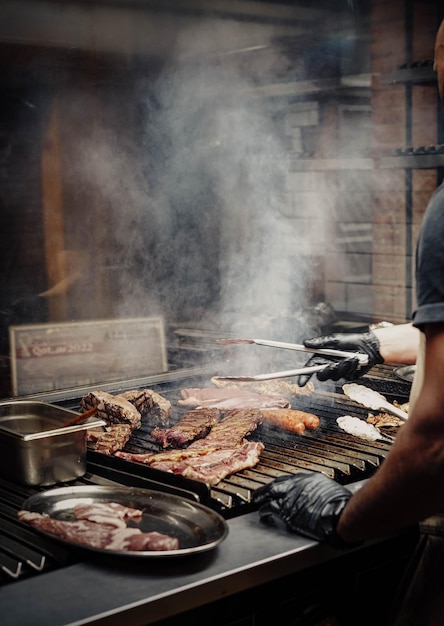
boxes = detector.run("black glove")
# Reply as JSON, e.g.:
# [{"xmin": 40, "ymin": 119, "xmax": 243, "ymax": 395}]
[
  {"xmin": 253, "ymin": 472, "xmax": 357, "ymax": 549},
  {"xmin": 297, "ymin": 330, "xmax": 383, "ymax": 387}
]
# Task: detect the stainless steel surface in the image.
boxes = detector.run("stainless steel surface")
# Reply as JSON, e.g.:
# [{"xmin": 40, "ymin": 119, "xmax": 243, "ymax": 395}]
[
  {"xmin": 0, "ymin": 492, "xmax": 417, "ymax": 626},
  {"xmin": 21, "ymin": 485, "xmax": 228, "ymax": 557},
  {"xmin": 393, "ymin": 365, "xmax": 416, "ymax": 383},
  {"xmin": 0, "ymin": 401, "xmax": 104, "ymax": 486}
]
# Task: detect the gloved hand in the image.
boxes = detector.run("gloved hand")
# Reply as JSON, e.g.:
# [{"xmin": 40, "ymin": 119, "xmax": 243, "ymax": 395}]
[
  {"xmin": 297, "ymin": 330, "xmax": 383, "ymax": 387},
  {"xmin": 253, "ymin": 472, "xmax": 357, "ymax": 549}
]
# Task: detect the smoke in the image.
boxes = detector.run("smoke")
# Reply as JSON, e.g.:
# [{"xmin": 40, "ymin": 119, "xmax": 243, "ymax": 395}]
[
  {"xmin": 57, "ymin": 12, "xmax": 337, "ymax": 356},
  {"xmin": 134, "ymin": 20, "xmax": 320, "ymax": 338}
]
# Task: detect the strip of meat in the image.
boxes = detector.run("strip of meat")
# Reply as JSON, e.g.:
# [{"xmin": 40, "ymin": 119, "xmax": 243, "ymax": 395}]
[
  {"xmin": 179, "ymin": 441, "xmax": 265, "ymax": 486},
  {"xmin": 18, "ymin": 511, "xmax": 179, "ymax": 551},
  {"xmin": 190, "ymin": 409, "xmax": 262, "ymax": 449},
  {"xmin": 147, "ymin": 441, "xmax": 265, "ymax": 486},
  {"xmin": 87, "ymin": 424, "xmax": 133, "ymax": 455},
  {"xmin": 367, "ymin": 412, "xmax": 404, "ymax": 428},
  {"xmin": 259, "ymin": 409, "xmax": 320, "ymax": 433},
  {"xmin": 179, "ymin": 387, "xmax": 290, "ymax": 409},
  {"xmin": 72, "ymin": 502, "xmax": 143, "ymax": 528},
  {"xmin": 151, "ymin": 408, "xmax": 222, "ymax": 448},
  {"xmin": 117, "ymin": 410, "xmax": 264, "ymax": 485},
  {"xmin": 119, "ymin": 389, "xmax": 171, "ymax": 427},
  {"xmin": 81, "ymin": 391, "xmax": 142, "ymax": 430},
  {"xmin": 210, "ymin": 377, "xmax": 314, "ymax": 397},
  {"xmin": 115, "ymin": 446, "xmax": 219, "ymax": 465}
]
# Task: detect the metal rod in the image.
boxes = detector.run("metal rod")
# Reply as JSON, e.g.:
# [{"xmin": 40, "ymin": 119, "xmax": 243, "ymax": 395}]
[
  {"xmin": 217, "ymin": 338, "xmax": 369, "ymax": 365},
  {"xmin": 211, "ymin": 364, "xmax": 327, "ymax": 383}
]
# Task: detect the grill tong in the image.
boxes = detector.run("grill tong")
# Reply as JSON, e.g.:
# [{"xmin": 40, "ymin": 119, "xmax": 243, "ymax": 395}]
[{"xmin": 214, "ymin": 337, "xmax": 369, "ymax": 382}]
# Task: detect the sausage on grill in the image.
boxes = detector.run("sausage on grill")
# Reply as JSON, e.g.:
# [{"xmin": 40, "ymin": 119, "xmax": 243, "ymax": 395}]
[{"xmin": 259, "ymin": 409, "xmax": 320, "ymax": 434}]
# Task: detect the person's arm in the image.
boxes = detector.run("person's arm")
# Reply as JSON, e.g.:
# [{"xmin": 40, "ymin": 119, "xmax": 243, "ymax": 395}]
[
  {"xmin": 337, "ymin": 323, "xmax": 444, "ymax": 543},
  {"xmin": 372, "ymin": 322, "xmax": 419, "ymax": 365},
  {"xmin": 298, "ymin": 322, "xmax": 419, "ymax": 386},
  {"xmin": 253, "ymin": 325, "xmax": 444, "ymax": 548}
]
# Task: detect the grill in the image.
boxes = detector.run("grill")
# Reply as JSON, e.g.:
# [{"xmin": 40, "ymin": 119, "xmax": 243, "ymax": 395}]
[{"xmin": 0, "ymin": 358, "xmax": 410, "ymax": 588}]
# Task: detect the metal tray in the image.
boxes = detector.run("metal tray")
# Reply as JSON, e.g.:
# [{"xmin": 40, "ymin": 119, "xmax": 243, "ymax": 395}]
[
  {"xmin": 393, "ymin": 365, "xmax": 416, "ymax": 383},
  {"xmin": 0, "ymin": 401, "xmax": 104, "ymax": 486},
  {"xmin": 20, "ymin": 485, "xmax": 229, "ymax": 557}
]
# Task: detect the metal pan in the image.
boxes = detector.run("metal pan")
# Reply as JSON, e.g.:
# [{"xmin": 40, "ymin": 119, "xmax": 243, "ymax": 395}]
[
  {"xmin": 20, "ymin": 485, "xmax": 228, "ymax": 558},
  {"xmin": 393, "ymin": 365, "xmax": 416, "ymax": 383}
]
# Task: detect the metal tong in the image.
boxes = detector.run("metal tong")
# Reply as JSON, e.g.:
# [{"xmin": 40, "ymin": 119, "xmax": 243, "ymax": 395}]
[{"xmin": 214, "ymin": 337, "xmax": 369, "ymax": 382}]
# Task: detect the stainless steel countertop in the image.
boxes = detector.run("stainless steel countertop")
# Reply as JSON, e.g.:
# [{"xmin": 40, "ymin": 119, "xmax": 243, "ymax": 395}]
[{"xmin": 0, "ymin": 500, "xmax": 404, "ymax": 626}]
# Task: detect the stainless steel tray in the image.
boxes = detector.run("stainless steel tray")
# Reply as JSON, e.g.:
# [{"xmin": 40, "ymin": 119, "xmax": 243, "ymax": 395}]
[
  {"xmin": 393, "ymin": 365, "xmax": 416, "ymax": 383},
  {"xmin": 20, "ymin": 485, "xmax": 229, "ymax": 557}
]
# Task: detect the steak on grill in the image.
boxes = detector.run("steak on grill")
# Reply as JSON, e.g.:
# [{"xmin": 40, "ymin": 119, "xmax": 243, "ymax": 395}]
[
  {"xmin": 190, "ymin": 409, "xmax": 262, "ymax": 448},
  {"xmin": 81, "ymin": 390, "xmax": 142, "ymax": 430},
  {"xmin": 115, "ymin": 409, "xmax": 264, "ymax": 485},
  {"xmin": 155, "ymin": 440, "xmax": 265, "ymax": 486},
  {"xmin": 179, "ymin": 387, "xmax": 290, "ymax": 409},
  {"xmin": 151, "ymin": 408, "xmax": 222, "ymax": 448},
  {"xmin": 87, "ymin": 424, "xmax": 133, "ymax": 455},
  {"xmin": 119, "ymin": 389, "xmax": 171, "ymax": 427}
]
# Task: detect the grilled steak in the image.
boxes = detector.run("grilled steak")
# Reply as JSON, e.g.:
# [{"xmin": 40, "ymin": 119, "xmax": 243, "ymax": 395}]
[
  {"xmin": 190, "ymin": 409, "xmax": 262, "ymax": 448},
  {"xmin": 81, "ymin": 390, "xmax": 142, "ymax": 430},
  {"xmin": 115, "ymin": 446, "xmax": 219, "ymax": 465},
  {"xmin": 119, "ymin": 389, "xmax": 171, "ymax": 427},
  {"xmin": 115, "ymin": 409, "xmax": 264, "ymax": 485},
  {"xmin": 179, "ymin": 441, "xmax": 264, "ymax": 485},
  {"xmin": 87, "ymin": 423, "xmax": 133, "ymax": 455},
  {"xmin": 151, "ymin": 408, "xmax": 222, "ymax": 448},
  {"xmin": 146, "ymin": 441, "xmax": 265, "ymax": 486},
  {"xmin": 179, "ymin": 387, "xmax": 290, "ymax": 409}
]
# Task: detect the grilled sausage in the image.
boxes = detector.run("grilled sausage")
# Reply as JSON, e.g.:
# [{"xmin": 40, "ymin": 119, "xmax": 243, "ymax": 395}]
[{"xmin": 259, "ymin": 409, "xmax": 320, "ymax": 434}]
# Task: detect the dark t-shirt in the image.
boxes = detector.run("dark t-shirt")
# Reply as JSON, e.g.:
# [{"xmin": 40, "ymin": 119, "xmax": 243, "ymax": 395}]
[{"xmin": 412, "ymin": 182, "xmax": 444, "ymax": 329}]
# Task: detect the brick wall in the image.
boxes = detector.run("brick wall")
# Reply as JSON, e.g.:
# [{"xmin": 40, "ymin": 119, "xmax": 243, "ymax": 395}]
[
  {"xmin": 370, "ymin": 0, "xmax": 439, "ymax": 322},
  {"xmin": 283, "ymin": 1, "xmax": 441, "ymax": 324}
]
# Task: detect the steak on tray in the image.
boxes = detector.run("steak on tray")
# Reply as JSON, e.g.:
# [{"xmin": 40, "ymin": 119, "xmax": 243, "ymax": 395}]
[{"xmin": 18, "ymin": 511, "xmax": 179, "ymax": 552}]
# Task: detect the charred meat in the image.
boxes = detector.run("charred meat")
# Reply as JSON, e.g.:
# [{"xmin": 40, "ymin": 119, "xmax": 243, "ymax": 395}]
[
  {"xmin": 151, "ymin": 408, "xmax": 222, "ymax": 448},
  {"xmin": 87, "ymin": 424, "xmax": 133, "ymax": 455},
  {"xmin": 119, "ymin": 389, "xmax": 171, "ymax": 427},
  {"xmin": 115, "ymin": 409, "xmax": 264, "ymax": 485},
  {"xmin": 81, "ymin": 390, "xmax": 142, "ymax": 430},
  {"xmin": 190, "ymin": 409, "xmax": 262, "ymax": 449}
]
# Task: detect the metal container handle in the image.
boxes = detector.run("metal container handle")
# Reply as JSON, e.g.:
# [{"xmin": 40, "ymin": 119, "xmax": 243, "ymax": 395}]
[{"xmin": 20, "ymin": 418, "xmax": 106, "ymax": 441}]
